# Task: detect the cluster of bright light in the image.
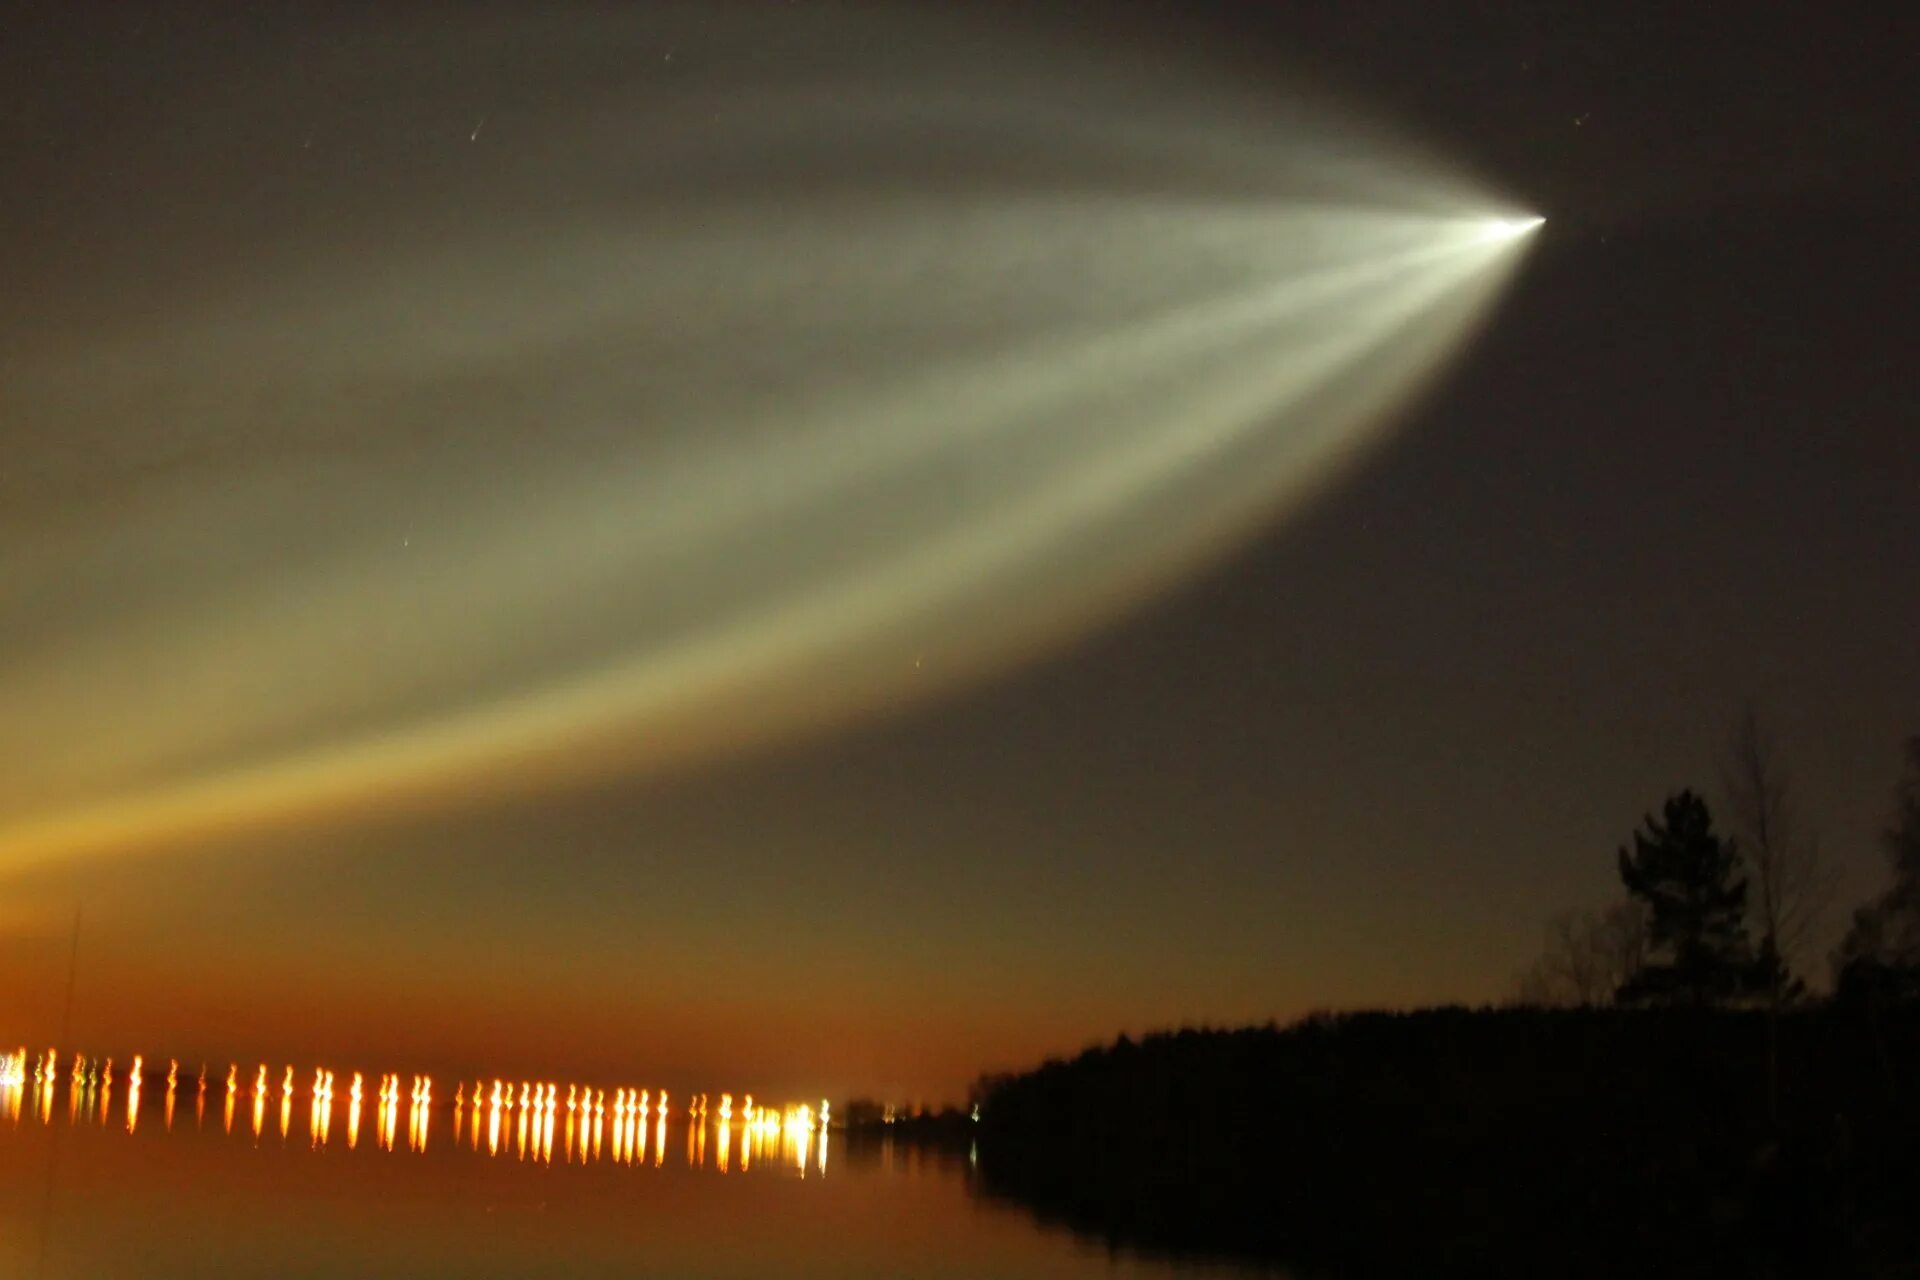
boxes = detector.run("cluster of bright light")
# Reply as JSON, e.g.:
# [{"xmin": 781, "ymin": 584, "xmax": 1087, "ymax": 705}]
[
  {"xmin": 309, "ymin": 1068, "xmax": 337, "ymax": 1146},
  {"xmin": 1, "ymin": 1048, "xmax": 28, "ymax": 1088},
  {"xmin": 0, "ymin": 1045, "xmax": 836, "ymax": 1180},
  {"xmin": 62, "ymin": 1052, "xmax": 114, "ymax": 1091},
  {"xmin": 9, "ymin": 1041, "xmax": 834, "ymax": 1165}
]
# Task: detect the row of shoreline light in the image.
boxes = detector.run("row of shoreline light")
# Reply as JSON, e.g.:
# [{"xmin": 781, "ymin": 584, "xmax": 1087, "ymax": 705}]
[{"xmin": 1, "ymin": 1047, "xmax": 829, "ymax": 1174}]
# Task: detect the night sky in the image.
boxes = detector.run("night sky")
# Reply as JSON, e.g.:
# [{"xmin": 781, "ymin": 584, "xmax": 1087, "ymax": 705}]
[{"xmin": 2, "ymin": 2, "xmax": 1914, "ymax": 1103}]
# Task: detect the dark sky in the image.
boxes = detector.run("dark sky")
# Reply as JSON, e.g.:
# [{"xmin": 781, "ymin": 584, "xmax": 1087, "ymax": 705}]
[{"xmin": 1, "ymin": 1, "xmax": 1914, "ymax": 1102}]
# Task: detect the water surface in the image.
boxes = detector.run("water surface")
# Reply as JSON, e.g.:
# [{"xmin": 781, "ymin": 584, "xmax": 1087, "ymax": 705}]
[{"xmin": 0, "ymin": 1074, "xmax": 1272, "ymax": 1278}]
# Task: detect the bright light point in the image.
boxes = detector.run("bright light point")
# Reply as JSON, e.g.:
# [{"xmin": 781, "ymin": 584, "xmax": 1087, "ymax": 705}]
[{"xmin": 1478, "ymin": 215, "xmax": 1545, "ymax": 244}]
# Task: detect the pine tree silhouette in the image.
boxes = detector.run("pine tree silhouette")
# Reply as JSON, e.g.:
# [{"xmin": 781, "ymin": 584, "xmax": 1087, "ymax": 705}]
[{"xmin": 1616, "ymin": 790, "xmax": 1755, "ymax": 1006}]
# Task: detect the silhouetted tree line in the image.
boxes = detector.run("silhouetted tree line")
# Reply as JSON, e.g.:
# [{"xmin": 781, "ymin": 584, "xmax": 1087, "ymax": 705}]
[
  {"xmin": 1514, "ymin": 722, "xmax": 1920, "ymax": 1135},
  {"xmin": 960, "ymin": 724, "xmax": 1920, "ymax": 1276},
  {"xmin": 970, "ymin": 1007, "xmax": 1919, "ymax": 1278},
  {"xmin": 1835, "ymin": 735, "xmax": 1920, "ymax": 1002},
  {"xmin": 836, "ymin": 1097, "xmax": 972, "ymax": 1138}
]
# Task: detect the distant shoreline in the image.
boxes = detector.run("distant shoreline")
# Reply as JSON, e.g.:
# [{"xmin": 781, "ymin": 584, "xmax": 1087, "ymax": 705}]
[{"xmin": 854, "ymin": 1005, "xmax": 1920, "ymax": 1278}]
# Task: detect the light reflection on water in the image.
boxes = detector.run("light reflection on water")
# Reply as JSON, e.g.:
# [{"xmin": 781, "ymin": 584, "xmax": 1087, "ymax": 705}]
[
  {"xmin": 0, "ymin": 1046, "xmax": 1271, "ymax": 1279},
  {"xmin": 0, "ymin": 1046, "xmax": 829, "ymax": 1179}
]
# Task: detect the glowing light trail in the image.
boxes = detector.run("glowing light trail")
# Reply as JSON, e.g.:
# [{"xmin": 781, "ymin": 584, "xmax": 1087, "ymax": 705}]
[{"xmin": 0, "ymin": 9, "xmax": 1545, "ymax": 873}]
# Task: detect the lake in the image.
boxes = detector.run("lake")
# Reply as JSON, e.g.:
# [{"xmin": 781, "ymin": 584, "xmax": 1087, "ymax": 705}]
[{"xmin": 0, "ymin": 1072, "xmax": 1276, "ymax": 1278}]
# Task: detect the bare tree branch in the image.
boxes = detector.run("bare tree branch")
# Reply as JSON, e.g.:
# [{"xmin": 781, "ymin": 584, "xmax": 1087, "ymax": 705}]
[
  {"xmin": 1512, "ymin": 901, "xmax": 1647, "ymax": 1007},
  {"xmin": 1720, "ymin": 704, "xmax": 1837, "ymax": 985}
]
